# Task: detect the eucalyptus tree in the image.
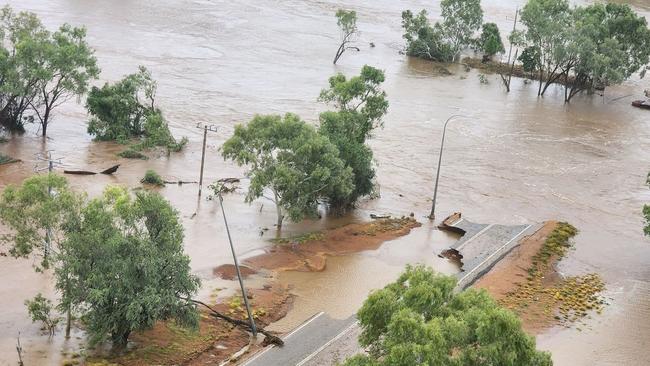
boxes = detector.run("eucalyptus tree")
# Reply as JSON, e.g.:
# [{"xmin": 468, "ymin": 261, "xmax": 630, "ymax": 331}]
[
  {"xmin": 401, "ymin": 0, "xmax": 483, "ymax": 62},
  {"xmin": 344, "ymin": 265, "xmax": 553, "ymax": 366},
  {"xmin": 318, "ymin": 65, "xmax": 388, "ymax": 210},
  {"xmin": 561, "ymin": 3, "xmax": 650, "ymax": 102},
  {"xmin": 478, "ymin": 22, "xmax": 505, "ymax": 59},
  {"xmin": 333, "ymin": 9, "xmax": 360, "ymax": 64},
  {"xmin": 520, "ymin": 0, "xmax": 572, "ymax": 96},
  {"xmin": 0, "ymin": 174, "xmax": 84, "ymax": 337},
  {"xmin": 222, "ymin": 113, "xmax": 353, "ymax": 227},
  {"xmin": 441, "ymin": 0, "xmax": 484, "ymax": 61},
  {"xmin": 61, "ymin": 187, "xmax": 200, "ymax": 349},
  {"xmin": 29, "ymin": 24, "xmax": 99, "ymax": 136},
  {"xmin": 0, "ymin": 6, "xmax": 48, "ymax": 132}
]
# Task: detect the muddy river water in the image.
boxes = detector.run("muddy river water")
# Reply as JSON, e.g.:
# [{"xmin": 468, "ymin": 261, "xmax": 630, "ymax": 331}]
[{"xmin": 1, "ymin": 0, "xmax": 650, "ymax": 365}]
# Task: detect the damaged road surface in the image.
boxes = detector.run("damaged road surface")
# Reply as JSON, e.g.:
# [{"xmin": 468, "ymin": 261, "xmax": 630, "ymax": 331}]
[{"xmin": 439, "ymin": 213, "xmax": 540, "ymax": 290}]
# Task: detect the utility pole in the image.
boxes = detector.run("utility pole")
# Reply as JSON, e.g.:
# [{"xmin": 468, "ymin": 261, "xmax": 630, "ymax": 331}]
[
  {"xmin": 218, "ymin": 191, "xmax": 257, "ymax": 336},
  {"xmin": 429, "ymin": 115, "xmax": 467, "ymax": 220},
  {"xmin": 196, "ymin": 123, "xmax": 218, "ymax": 197},
  {"xmin": 500, "ymin": 7, "xmax": 519, "ymax": 92},
  {"xmin": 34, "ymin": 151, "xmax": 62, "ymax": 261}
]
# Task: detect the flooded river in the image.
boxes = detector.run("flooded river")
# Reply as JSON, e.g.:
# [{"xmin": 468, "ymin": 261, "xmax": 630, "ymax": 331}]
[{"xmin": 1, "ymin": 0, "xmax": 650, "ymax": 365}]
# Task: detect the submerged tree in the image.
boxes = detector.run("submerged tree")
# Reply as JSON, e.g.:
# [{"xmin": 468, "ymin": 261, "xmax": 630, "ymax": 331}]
[
  {"xmin": 87, "ymin": 66, "xmax": 186, "ymax": 153},
  {"xmin": 29, "ymin": 24, "xmax": 99, "ymax": 136},
  {"xmin": 333, "ymin": 9, "xmax": 360, "ymax": 64},
  {"xmin": 0, "ymin": 6, "xmax": 98, "ymax": 135},
  {"xmin": 344, "ymin": 265, "xmax": 553, "ymax": 366},
  {"xmin": 318, "ymin": 65, "xmax": 388, "ymax": 210},
  {"xmin": 561, "ymin": 3, "xmax": 650, "ymax": 102},
  {"xmin": 441, "ymin": 0, "xmax": 484, "ymax": 61},
  {"xmin": 0, "ymin": 7, "xmax": 47, "ymax": 132},
  {"xmin": 61, "ymin": 187, "xmax": 200, "ymax": 349},
  {"xmin": 222, "ymin": 113, "xmax": 353, "ymax": 227},
  {"xmin": 401, "ymin": 0, "xmax": 483, "ymax": 62}
]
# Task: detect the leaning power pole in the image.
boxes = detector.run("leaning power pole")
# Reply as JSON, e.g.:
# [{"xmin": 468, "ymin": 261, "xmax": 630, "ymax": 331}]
[{"xmin": 196, "ymin": 123, "xmax": 218, "ymax": 197}]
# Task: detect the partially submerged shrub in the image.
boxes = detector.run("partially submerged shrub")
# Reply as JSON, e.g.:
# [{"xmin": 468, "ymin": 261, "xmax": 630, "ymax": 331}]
[
  {"xmin": 118, "ymin": 149, "xmax": 148, "ymax": 160},
  {"xmin": 25, "ymin": 294, "xmax": 61, "ymax": 337},
  {"xmin": 141, "ymin": 169, "xmax": 165, "ymax": 186}
]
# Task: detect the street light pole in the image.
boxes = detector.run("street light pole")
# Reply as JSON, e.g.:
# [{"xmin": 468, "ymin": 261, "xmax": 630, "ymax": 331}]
[
  {"xmin": 218, "ymin": 192, "xmax": 258, "ymax": 337},
  {"xmin": 429, "ymin": 115, "xmax": 466, "ymax": 220}
]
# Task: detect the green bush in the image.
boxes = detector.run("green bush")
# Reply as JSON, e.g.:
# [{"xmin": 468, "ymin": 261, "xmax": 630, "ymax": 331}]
[
  {"xmin": 118, "ymin": 149, "xmax": 148, "ymax": 160},
  {"xmin": 141, "ymin": 170, "xmax": 165, "ymax": 186}
]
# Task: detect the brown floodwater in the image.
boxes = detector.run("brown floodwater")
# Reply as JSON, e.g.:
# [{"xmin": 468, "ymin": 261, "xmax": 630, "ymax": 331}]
[{"xmin": 1, "ymin": 0, "xmax": 650, "ymax": 365}]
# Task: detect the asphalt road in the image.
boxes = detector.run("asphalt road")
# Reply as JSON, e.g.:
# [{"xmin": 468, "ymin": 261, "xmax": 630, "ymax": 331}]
[{"xmin": 242, "ymin": 312, "xmax": 357, "ymax": 366}]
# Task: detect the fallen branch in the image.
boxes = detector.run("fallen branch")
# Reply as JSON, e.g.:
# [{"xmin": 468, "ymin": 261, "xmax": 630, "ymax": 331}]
[
  {"xmin": 162, "ymin": 180, "xmax": 198, "ymax": 185},
  {"xmin": 64, "ymin": 164, "xmax": 120, "ymax": 175},
  {"xmin": 187, "ymin": 298, "xmax": 284, "ymax": 346},
  {"xmin": 16, "ymin": 333, "xmax": 24, "ymax": 366}
]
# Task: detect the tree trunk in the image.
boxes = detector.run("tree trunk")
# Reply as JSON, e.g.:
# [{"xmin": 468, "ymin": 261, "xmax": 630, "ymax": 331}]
[
  {"xmin": 65, "ymin": 306, "xmax": 71, "ymax": 338},
  {"xmin": 273, "ymin": 190, "xmax": 284, "ymax": 228},
  {"xmin": 537, "ymin": 69, "xmax": 544, "ymax": 96},
  {"xmin": 333, "ymin": 43, "xmax": 344, "ymax": 64},
  {"xmin": 41, "ymin": 108, "xmax": 50, "ymax": 137},
  {"xmin": 111, "ymin": 330, "xmax": 130, "ymax": 350}
]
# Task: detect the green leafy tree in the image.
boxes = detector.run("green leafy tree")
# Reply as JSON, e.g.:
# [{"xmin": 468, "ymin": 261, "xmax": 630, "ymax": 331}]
[
  {"xmin": 0, "ymin": 6, "xmax": 49, "ymax": 132},
  {"xmin": 478, "ymin": 22, "xmax": 505, "ymax": 58},
  {"xmin": 561, "ymin": 3, "xmax": 650, "ymax": 102},
  {"xmin": 520, "ymin": 0, "xmax": 572, "ymax": 96},
  {"xmin": 86, "ymin": 66, "xmax": 158, "ymax": 141},
  {"xmin": 0, "ymin": 174, "xmax": 84, "ymax": 337},
  {"xmin": 28, "ymin": 24, "xmax": 99, "ymax": 136},
  {"xmin": 333, "ymin": 9, "xmax": 360, "ymax": 64},
  {"xmin": 61, "ymin": 187, "xmax": 200, "ymax": 349},
  {"xmin": 87, "ymin": 66, "xmax": 186, "ymax": 152},
  {"xmin": 401, "ymin": 10, "xmax": 452, "ymax": 61},
  {"xmin": 222, "ymin": 113, "xmax": 353, "ymax": 227},
  {"xmin": 441, "ymin": 0, "xmax": 484, "ymax": 61},
  {"xmin": 25, "ymin": 294, "xmax": 61, "ymax": 337},
  {"xmin": 401, "ymin": 0, "xmax": 483, "ymax": 63},
  {"xmin": 318, "ymin": 65, "xmax": 388, "ymax": 210},
  {"xmin": 344, "ymin": 265, "xmax": 553, "ymax": 366},
  {"xmin": 519, "ymin": 46, "xmax": 542, "ymax": 73}
]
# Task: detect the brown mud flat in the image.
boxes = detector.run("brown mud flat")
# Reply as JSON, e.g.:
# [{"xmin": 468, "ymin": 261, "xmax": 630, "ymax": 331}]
[
  {"xmin": 245, "ymin": 217, "xmax": 421, "ymax": 272},
  {"xmin": 213, "ymin": 263, "xmax": 257, "ymax": 280},
  {"xmin": 87, "ymin": 283, "xmax": 292, "ymax": 366},
  {"xmin": 474, "ymin": 221, "xmax": 605, "ymax": 334}
]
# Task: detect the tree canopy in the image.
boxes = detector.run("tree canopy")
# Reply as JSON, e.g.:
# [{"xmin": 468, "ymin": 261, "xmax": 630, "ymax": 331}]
[
  {"xmin": 222, "ymin": 113, "xmax": 354, "ymax": 227},
  {"xmin": 0, "ymin": 173, "xmax": 82, "ymax": 270},
  {"xmin": 333, "ymin": 9, "xmax": 360, "ymax": 64},
  {"xmin": 0, "ymin": 5, "xmax": 99, "ymax": 135},
  {"xmin": 344, "ymin": 265, "xmax": 553, "ymax": 366},
  {"xmin": 519, "ymin": 0, "xmax": 650, "ymax": 101},
  {"xmin": 401, "ymin": 0, "xmax": 483, "ymax": 62},
  {"xmin": 318, "ymin": 65, "xmax": 388, "ymax": 210},
  {"xmin": 60, "ymin": 186, "xmax": 200, "ymax": 348},
  {"xmin": 86, "ymin": 66, "xmax": 187, "ymax": 153},
  {"xmin": 478, "ymin": 22, "xmax": 505, "ymax": 57}
]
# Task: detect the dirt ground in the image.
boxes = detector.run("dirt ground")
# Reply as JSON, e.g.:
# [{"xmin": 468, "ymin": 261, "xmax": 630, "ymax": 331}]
[
  {"xmin": 87, "ymin": 283, "xmax": 292, "ymax": 366},
  {"xmin": 245, "ymin": 217, "xmax": 421, "ymax": 272}
]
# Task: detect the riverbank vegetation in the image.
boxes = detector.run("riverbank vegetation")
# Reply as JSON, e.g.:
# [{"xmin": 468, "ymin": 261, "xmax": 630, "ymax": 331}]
[
  {"xmin": 402, "ymin": 0, "xmax": 650, "ymax": 103},
  {"xmin": 0, "ymin": 6, "xmax": 99, "ymax": 135},
  {"xmin": 344, "ymin": 265, "xmax": 552, "ymax": 366}
]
